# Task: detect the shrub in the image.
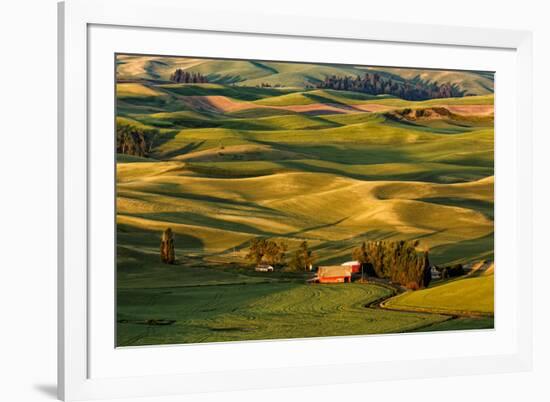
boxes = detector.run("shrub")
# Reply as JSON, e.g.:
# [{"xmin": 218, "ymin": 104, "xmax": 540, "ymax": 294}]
[{"xmin": 440, "ymin": 263, "xmax": 464, "ymax": 279}]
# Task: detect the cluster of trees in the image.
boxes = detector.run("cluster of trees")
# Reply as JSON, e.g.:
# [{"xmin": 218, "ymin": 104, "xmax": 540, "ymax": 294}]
[
  {"xmin": 245, "ymin": 239, "xmax": 315, "ymax": 271},
  {"xmin": 316, "ymin": 73, "xmax": 464, "ymax": 101},
  {"xmin": 352, "ymin": 240, "xmax": 431, "ymax": 289},
  {"xmin": 116, "ymin": 122, "xmax": 158, "ymax": 157},
  {"xmin": 255, "ymin": 82, "xmax": 284, "ymax": 88},
  {"xmin": 160, "ymin": 228, "xmax": 176, "ymax": 264},
  {"xmin": 245, "ymin": 238, "xmax": 288, "ymax": 267},
  {"xmin": 169, "ymin": 69, "xmax": 209, "ymax": 84}
]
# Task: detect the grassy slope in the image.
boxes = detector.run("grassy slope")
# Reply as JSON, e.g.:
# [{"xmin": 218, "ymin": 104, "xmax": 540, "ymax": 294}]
[
  {"xmin": 116, "ymin": 55, "xmax": 494, "ymax": 96},
  {"xmin": 157, "ymin": 83, "xmax": 292, "ymax": 100},
  {"xmin": 384, "ymin": 272, "xmax": 494, "ymax": 315},
  {"xmin": 116, "ymin": 82, "xmax": 494, "ymax": 265},
  {"xmin": 135, "ymin": 112, "xmax": 339, "ymax": 131},
  {"xmin": 117, "ymin": 83, "xmax": 165, "ymax": 98},
  {"xmin": 413, "ymin": 316, "xmax": 494, "ymax": 332},
  {"xmin": 117, "ymin": 282, "xmax": 448, "ymax": 346},
  {"xmin": 117, "ymin": 167, "xmax": 493, "ymax": 265},
  {"xmin": 372, "ymin": 67, "xmax": 494, "ymax": 97},
  {"xmin": 150, "ymin": 120, "xmax": 493, "ymax": 166}
]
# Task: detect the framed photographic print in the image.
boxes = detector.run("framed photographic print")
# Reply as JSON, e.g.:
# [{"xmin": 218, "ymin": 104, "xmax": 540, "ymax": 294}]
[{"xmin": 58, "ymin": 0, "xmax": 533, "ymax": 400}]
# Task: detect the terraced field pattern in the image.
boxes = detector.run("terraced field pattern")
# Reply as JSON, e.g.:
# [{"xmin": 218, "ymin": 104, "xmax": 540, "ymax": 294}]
[{"xmin": 116, "ymin": 55, "xmax": 495, "ymax": 346}]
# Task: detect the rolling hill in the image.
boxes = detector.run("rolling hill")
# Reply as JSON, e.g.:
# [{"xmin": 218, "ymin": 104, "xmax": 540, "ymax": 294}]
[
  {"xmin": 116, "ymin": 74, "xmax": 495, "ymax": 267},
  {"xmin": 116, "ymin": 55, "xmax": 494, "ymax": 96},
  {"xmin": 383, "ymin": 270, "xmax": 495, "ymax": 316}
]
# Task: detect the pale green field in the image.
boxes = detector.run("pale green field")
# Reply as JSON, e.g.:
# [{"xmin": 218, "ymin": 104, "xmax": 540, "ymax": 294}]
[
  {"xmin": 384, "ymin": 272, "xmax": 494, "ymax": 315},
  {"xmin": 116, "ymin": 56, "xmax": 494, "ymax": 346}
]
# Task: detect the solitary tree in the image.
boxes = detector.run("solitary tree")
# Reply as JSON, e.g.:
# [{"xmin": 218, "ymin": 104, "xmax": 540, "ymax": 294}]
[{"xmin": 160, "ymin": 228, "xmax": 176, "ymax": 264}]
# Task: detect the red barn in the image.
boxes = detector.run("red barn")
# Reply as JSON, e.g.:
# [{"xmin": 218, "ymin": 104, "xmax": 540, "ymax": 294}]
[
  {"xmin": 342, "ymin": 261, "xmax": 361, "ymax": 273},
  {"xmin": 316, "ymin": 266, "xmax": 353, "ymax": 283}
]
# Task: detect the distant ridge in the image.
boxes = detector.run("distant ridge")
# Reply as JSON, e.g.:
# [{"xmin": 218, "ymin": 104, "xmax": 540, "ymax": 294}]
[{"xmin": 116, "ymin": 55, "xmax": 494, "ymax": 96}]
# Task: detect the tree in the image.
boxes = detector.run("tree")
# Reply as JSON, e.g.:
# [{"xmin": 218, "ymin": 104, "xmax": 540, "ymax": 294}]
[
  {"xmin": 316, "ymin": 73, "xmax": 465, "ymax": 101},
  {"xmin": 245, "ymin": 238, "xmax": 266, "ymax": 265},
  {"xmin": 116, "ymin": 122, "xmax": 158, "ymax": 157},
  {"xmin": 300, "ymin": 241, "xmax": 315, "ymax": 271},
  {"xmin": 354, "ymin": 240, "xmax": 431, "ymax": 289},
  {"xmin": 160, "ymin": 228, "xmax": 176, "ymax": 264},
  {"xmin": 352, "ymin": 241, "xmax": 369, "ymax": 279},
  {"xmin": 245, "ymin": 239, "xmax": 288, "ymax": 267},
  {"xmin": 289, "ymin": 241, "xmax": 315, "ymax": 271},
  {"xmin": 263, "ymin": 241, "xmax": 287, "ymax": 266},
  {"xmin": 288, "ymin": 251, "xmax": 303, "ymax": 272},
  {"xmin": 170, "ymin": 69, "xmax": 209, "ymax": 84}
]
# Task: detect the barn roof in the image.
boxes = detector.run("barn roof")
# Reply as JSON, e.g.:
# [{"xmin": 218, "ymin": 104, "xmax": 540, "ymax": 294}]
[{"xmin": 318, "ymin": 266, "xmax": 352, "ymax": 277}]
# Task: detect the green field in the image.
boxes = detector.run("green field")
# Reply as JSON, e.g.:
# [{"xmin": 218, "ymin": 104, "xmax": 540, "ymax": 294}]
[
  {"xmin": 118, "ymin": 281, "xmax": 453, "ymax": 346},
  {"xmin": 116, "ymin": 55, "xmax": 494, "ymax": 346},
  {"xmin": 384, "ymin": 271, "xmax": 495, "ymax": 316}
]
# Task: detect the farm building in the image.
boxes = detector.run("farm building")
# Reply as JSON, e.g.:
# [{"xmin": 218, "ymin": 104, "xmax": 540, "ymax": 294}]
[
  {"xmin": 341, "ymin": 260, "xmax": 361, "ymax": 273},
  {"xmin": 255, "ymin": 264, "xmax": 274, "ymax": 272},
  {"xmin": 316, "ymin": 266, "xmax": 353, "ymax": 283},
  {"xmin": 430, "ymin": 266, "xmax": 441, "ymax": 280}
]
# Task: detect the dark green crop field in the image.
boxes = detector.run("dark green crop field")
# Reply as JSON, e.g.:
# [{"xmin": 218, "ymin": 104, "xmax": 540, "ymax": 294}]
[{"xmin": 118, "ymin": 282, "xmax": 453, "ymax": 346}]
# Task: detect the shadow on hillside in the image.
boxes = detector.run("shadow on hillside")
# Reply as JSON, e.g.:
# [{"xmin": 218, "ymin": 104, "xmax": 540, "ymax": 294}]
[
  {"xmin": 284, "ymin": 216, "xmax": 351, "ymax": 238},
  {"xmin": 117, "ymin": 222, "xmax": 205, "ymax": 254},
  {"xmin": 158, "ymin": 140, "xmax": 205, "ymax": 159},
  {"xmin": 430, "ymin": 232, "xmax": 494, "ymax": 265},
  {"xmin": 136, "ymin": 211, "xmax": 279, "ymax": 237},
  {"xmin": 247, "ymin": 138, "xmax": 409, "ymax": 165},
  {"xmin": 156, "ymin": 191, "xmax": 282, "ymax": 216}
]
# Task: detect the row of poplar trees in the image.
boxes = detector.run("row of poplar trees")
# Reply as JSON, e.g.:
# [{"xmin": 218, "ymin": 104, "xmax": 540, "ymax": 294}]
[
  {"xmin": 316, "ymin": 73, "xmax": 463, "ymax": 101},
  {"xmin": 353, "ymin": 240, "xmax": 431, "ymax": 289},
  {"xmin": 169, "ymin": 69, "xmax": 209, "ymax": 84}
]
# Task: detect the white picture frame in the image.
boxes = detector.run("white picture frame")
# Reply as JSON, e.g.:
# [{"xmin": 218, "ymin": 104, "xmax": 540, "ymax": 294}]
[{"xmin": 58, "ymin": 0, "xmax": 533, "ymax": 400}]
